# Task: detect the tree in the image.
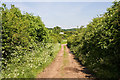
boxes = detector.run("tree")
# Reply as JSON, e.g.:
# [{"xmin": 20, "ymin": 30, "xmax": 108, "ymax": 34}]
[{"xmin": 53, "ymin": 26, "xmax": 62, "ymax": 34}]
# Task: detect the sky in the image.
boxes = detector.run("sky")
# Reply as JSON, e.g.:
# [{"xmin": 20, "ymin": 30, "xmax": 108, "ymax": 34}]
[
  {"xmin": 1, "ymin": 0, "xmax": 118, "ymax": 2},
  {"xmin": 2, "ymin": 1, "xmax": 115, "ymax": 29}
]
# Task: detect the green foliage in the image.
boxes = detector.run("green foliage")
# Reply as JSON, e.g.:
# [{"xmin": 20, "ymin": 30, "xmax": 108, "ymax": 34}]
[
  {"xmin": 67, "ymin": 1, "xmax": 120, "ymax": 79},
  {"xmin": 53, "ymin": 26, "xmax": 62, "ymax": 34},
  {"xmin": 2, "ymin": 4, "xmax": 49, "ymax": 58},
  {"xmin": 48, "ymin": 26, "xmax": 62, "ymax": 43},
  {"xmin": 1, "ymin": 4, "xmax": 60, "ymax": 78},
  {"xmin": 62, "ymin": 28, "xmax": 76, "ymax": 31},
  {"xmin": 61, "ymin": 40, "xmax": 67, "ymax": 44},
  {"xmin": 48, "ymin": 27, "xmax": 78, "ymax": 42},
  {"xmin": 1, "ymin": 43, "xmax": 60, "ymax": 78}
]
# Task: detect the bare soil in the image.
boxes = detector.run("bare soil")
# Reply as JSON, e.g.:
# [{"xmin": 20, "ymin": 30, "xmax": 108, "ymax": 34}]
[{"xmin": 37, "ymin": 44, "xmax": 93, "ymax": 79}]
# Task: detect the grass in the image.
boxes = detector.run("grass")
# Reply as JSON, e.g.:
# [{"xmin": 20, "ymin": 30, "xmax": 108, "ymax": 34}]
[
  {"xmin": 28, "ymin": 43, "xmax": 61, "ymax": 78},
  {"xmin": 1, "ymin": 43, "xmax": 61, "ymax": 78},
  {"xmin": 35, "ymin": 43, "xmax": 61, "ymax": 78},
  {"xmin": 63, "ymin": 46, "xmax": 69, "ymax": 66},
  {"xmin": 61, "ymin": 40, "xmax": 67, "ymax": 44},
  {"xmin": 60, "ymin": 45, "xmax": 69, "ymax": 76}
]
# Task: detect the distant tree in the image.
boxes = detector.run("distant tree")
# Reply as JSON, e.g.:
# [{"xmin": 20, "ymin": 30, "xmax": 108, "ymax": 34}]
[
  {"xmin": 53, "ymin": 26, "xmax": 62, "ymax": 34},
  {"xmin": 80, "ymin": 25, "xmax": 84, "ymax": 29}
]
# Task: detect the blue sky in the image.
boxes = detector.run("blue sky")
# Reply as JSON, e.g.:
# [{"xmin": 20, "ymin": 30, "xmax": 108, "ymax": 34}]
[{"xmin": 3, "ymin": 2, "xmax": 113, "ymax": 29}]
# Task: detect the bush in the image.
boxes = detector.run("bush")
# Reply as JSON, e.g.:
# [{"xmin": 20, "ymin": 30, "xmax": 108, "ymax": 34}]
[
  {"xmin": 1, "ymin": 4, "xmax": 60, "ymax": 78},
  {"xmin": 67, "ymin": 1, "xmax": 120, "ymax": 79}
]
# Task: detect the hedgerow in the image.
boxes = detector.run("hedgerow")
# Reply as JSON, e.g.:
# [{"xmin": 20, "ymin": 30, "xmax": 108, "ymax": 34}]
[
  {"xmin": 67, "ymin": 1, "xmax": 120, "ymax": 79},
  {"xmin": 1, "ymin": 4, "xmax": 60, "ymax": 78}
]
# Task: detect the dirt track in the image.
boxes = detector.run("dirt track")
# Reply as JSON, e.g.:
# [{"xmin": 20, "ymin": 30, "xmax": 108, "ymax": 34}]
[{"xmin": 37, "ymin": 44, "xmax": 92, "ymax": 78}]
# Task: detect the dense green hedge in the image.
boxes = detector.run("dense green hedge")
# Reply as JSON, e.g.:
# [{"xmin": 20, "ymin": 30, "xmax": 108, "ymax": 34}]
[
  {"xmin": 2, "ymin": 4, "xmax": 49, "ymax": 56},
  {"xmin": 1, "ymin": 4, "xmax": 60, "ymax": 78},
  {"xmin": 67, "ymin": 1, "xmax": 120, "ymax": 79}
]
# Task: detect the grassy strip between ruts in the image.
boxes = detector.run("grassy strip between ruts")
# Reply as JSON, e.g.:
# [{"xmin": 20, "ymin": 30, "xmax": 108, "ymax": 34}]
[
  {"xmin": 61, "ymin": 46, "xmax": 68, "ymax": 70},
  {"xmin": 63, "ymin": 46, "xmax": 69, "ymax": 66},
  {"xmin": 61, "ymin": 45, "xmax": 69, "ymax": 76}
]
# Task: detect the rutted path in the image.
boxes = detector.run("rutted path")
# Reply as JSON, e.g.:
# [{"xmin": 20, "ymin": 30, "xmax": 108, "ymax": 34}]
[{"xmin": 37, "ymin": 44, "xmax": 92, "ymax": 79}]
